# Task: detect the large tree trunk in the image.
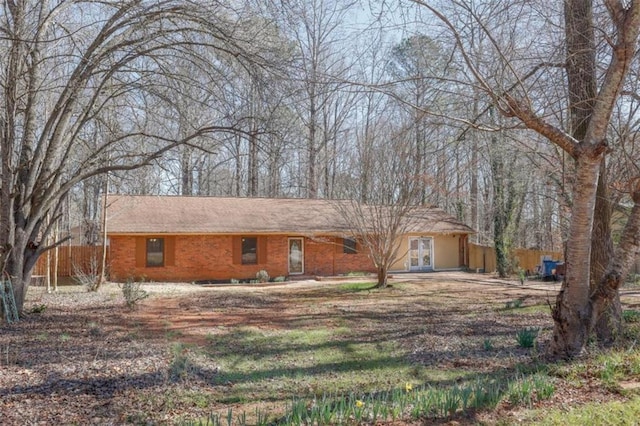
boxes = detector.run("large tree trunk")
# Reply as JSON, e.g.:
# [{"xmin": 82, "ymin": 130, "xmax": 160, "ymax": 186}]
[
  {"xmin": 590, "ymin": 161, "xmax": 620, "ymax": 343},
  {"xmin": 3, "ymin": 226, "xmax": 40, "ymax": 317},
  {"xmin": 589, "ymin": 183, "xmax": 640, "ymax": 335},
  {"xmin": 550, "ymin": 153, "xmax": 602, "ymax": 357}
]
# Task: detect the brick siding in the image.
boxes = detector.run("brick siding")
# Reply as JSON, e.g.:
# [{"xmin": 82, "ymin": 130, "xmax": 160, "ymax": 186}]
[{"xmin": 108, "ymin": 234, "xmax": 376, "ymax": 282}]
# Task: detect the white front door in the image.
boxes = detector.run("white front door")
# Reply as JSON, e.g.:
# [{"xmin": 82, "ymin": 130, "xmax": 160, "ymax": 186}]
[
  {"xmin": 409, "ymin": 237, "xmax": 433, "ymax": 271},
  {"xmin": 288, "ymin": 238, "xmax": 304, "ymax": 274}
]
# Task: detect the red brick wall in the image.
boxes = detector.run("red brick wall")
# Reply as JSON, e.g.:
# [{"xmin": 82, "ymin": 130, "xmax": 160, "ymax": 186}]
[{"xmin": 108, "ymin": 234, "xmax": 375, "ymax": 282}]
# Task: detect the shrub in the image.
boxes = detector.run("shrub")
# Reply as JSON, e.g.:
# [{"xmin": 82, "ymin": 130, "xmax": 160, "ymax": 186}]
[
  {"xmin": 516, "ymin": 327, "xmax": 539, "ymax": 348},
  {"xmin": 73, "ymin": 255, "xmax": 102, "ymax": 292},
  {"xmin": 120, "ymin": 280, "xmax": 149, "ymax": 309},
  {"xmin": 29, "ymin": 304, "xmax": 47, "ymax": 314},
  {"xmin": 168, "ymin": 343, "xmax": 195, "ymax": 382},
  {"xmin": 483, "ymin": 338, "xmax": 494, "ymax": 351},
  {"xmin": 505, "ymin": 299, "xmax": 523, "ymax": 309},
  {"xmin": 256, "ymin": 270, "xmax": 270, "ymax": 283}
]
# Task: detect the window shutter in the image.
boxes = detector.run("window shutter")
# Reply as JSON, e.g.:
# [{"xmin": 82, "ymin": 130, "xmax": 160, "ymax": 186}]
[
  {"xmin": 165, "ymin": 236, "xmax": 175, "ymax": 266},
  {"xmin": 232, "ymin": 236, "xmax": 241, "ymax": 264},
  {"xmin": 135, "ymin": 237, "xmax": 146, "ymax": 268},
  {"xmin": 257, "ymin": 236, "xmax": 268, "ymax": 264}
]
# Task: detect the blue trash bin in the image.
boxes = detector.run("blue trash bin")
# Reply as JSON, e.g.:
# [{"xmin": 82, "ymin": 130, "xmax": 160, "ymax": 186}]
[{"xmin": 543, "ymin": 260, "xmax": 558, "ymax": 280}]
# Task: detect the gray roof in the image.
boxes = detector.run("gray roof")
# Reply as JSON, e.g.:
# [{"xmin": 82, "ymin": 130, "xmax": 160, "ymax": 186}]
[{"xmin": 105, "ymin": 195, "xmax": 474, "ymax": 235}]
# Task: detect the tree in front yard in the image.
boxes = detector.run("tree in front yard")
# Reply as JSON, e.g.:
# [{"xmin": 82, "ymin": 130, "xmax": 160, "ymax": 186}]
[
  {"xmin": 334, "ymin": 131, "xmax": 423, "ymax": 288},
  {"xmin": 412, "ymin": 0, "xmax": 640, "ymax": 356},
  {"xmin": 0, "ymin": 0, "xmax": 276, "ymax": 316}
]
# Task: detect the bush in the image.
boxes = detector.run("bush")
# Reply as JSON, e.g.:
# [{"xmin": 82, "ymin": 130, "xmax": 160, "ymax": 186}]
[
  {"xmin": 120, "ymin": 280, "xmax": 148, "ymax": 309},
  {"xmin": 73, "ymin": 255, "xmax": 102, "ymax": 292},
  {"xmin": 505, "ymin": 299, "xmax": 523, "ymax": 309},
  {"xmin": 516, "ymin": 327, "xmax": 539, "ymax": 348},
  {"xmin": 256, "ymin": 270, "xmax": 270, "ymax": 283}
]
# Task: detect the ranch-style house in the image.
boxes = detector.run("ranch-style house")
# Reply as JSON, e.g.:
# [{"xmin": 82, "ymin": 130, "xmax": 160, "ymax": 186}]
[{"xmin": 105, "ymin": 195, "xmax": 474, "ymax": 282}]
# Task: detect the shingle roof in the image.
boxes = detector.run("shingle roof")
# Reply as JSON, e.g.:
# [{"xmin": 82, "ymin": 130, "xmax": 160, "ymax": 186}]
[{"xmin": 105, "ymin": 195, "xmax": 474, "ymax": 235}]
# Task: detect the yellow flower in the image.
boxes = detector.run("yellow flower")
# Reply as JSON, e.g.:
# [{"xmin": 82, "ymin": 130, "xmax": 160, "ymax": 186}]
[
  {"xmin": 355, "ymin": 400, "xmax": 364, "ymax": 408},
  {"xmin": 405, "ymin": 382, "xmax": 413, "ymax": 392}
]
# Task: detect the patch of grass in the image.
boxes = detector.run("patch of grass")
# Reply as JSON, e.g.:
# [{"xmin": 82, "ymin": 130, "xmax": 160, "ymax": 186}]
[
  {"xmin": 623, "ymin": 309, "xmax": 640, "ymax": 323},
  {"xmin": 168, "ymin": 343, "xmax": 193, "ymax": 382},
  {"xmin": 505, "ymin": 299, "xmax": 523, "ymax": 309},
  {"xmin": 338, "ymin": 281, "xmax": 378, "ymax": 292},
  {"xmin": 204, "ymin": 326, "xmax": 419, "ymax": 403},
  {"xmin": 529, "ymin": 396, "xmax": 640, "ymax": 425},
  {"xmin": 483, "ymin": 338, "xmax": 494, "ymax": 351},
  {"xmin": 595, "ymin": 349, "xmax": 640, "ymax": 388},
  {"xmin": 624, "ymin": 273, "xmax": 640, "ymax": 287},
  {"xmin": 344, "ymin": 271, "xmax": 368, "ymax": 276},
  {"xmin": 149, "ymin": 389, "xmax": 215, "ymax": 416},
  {"xmin": 516, "ymin": 304, "xmax": 552, "ymax": 314},
  {"xmin": 165, "ymin": 329, "xmax": 184, "ymax": 340},
  {"xmin": 272, "ymin": 374, "xmax": 553, "ymax": 424},
  {"xmin": 515, "ymin": 327, "xmax": 539, "ymax": 348},
  {"xmin": 29, "ymin": 303, "xmax": 47, "ymax": 314},
  {"xmin": 548, "ymin": 348, "xmax": 640, "ymax": 393},
  {"xmin": 506, "ymin": 374, "xmax": 555, "ymax": 407}
]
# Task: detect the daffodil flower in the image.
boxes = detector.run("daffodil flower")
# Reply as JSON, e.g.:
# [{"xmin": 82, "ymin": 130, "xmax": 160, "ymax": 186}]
[
  {"xmin": 405, "ymin": 382, "xmax": 413, "ymax": 392},
  {"xmin": 355, "ymin": 400, "xmax": 364, "ymax": 408}
]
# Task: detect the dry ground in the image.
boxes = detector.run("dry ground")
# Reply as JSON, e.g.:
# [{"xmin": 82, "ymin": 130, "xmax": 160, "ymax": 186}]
[{"xmin": 0, "ymin": 272, "xmax": 638, "ymax": 425}]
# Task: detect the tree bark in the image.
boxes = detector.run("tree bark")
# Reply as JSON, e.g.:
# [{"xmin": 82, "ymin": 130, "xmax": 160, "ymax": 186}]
[
  {"xmin": 376, "ymin": 266, "xmax": 388, "ymax": 288},
  {"xmin": 589, "ymin": 183, "xmax": 640, "ymax": 334},
  {"xmin": 550, "ymin": 151, "xmax": 603, "ymax": 356},
  {"xmin": 590, "ymin": 160, "xmax": 620, "ymax": 343}
]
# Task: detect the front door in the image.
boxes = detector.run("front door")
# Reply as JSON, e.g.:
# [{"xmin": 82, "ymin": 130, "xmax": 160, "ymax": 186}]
[
  {"xmin": 288, "ymin": 238, "xmax": 304, "ymax": 274},
  {"xmin": 409, "ymin": 237, "xmax": 433, "ymax": 271}
]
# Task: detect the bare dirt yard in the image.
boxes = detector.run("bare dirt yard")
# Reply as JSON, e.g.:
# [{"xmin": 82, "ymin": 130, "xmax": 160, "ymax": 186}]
[{"xmin": 1, "ymin": 272, "xmax": 639, "ymax": 425}]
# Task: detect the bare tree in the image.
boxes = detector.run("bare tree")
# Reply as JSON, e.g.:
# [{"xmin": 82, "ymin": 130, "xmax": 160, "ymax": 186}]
[
  {"xmin": 0, "ymin": 0, "xmax": 272, "ymax": 315},
  {"xmin": 265, "ymin": 0, "xmax": 358, "ymax": 198},
  {"xmin": 411, "ymin": 0, "xmax": 640, "ymax": 356},
  {"xmin": 335, "ymin": 128, "xmax": 423, "ymax": 288}
]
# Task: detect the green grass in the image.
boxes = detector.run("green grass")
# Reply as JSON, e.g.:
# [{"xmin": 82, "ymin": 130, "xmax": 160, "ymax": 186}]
[
  {"xmin": 548, "ymin": 347, "xmax": 640, "ymax": 393},
  {"xmin": 623, "ymin": 309, "xmax": 640, "ymax": 323},
  {"xmin": 528, "ymin": 396, "xmax": 640, "ymax": 425},
  {"xmin": 337, "ymin": 281, "xmax": 378, "ymax": 292},
  {"xmin": 515, "ymin": 327, "xmax": 539, "ymax": 348},
  {"xmin": 204, "ymin": 326, "xmax": 421, "ymax": 403},
  {"xmin": 517, "ymin": 304, "xmax": 552, "ymax": 314},
  {"xmin": 197, "ymin": 326, "xmax": 640, "ymax": 424}
]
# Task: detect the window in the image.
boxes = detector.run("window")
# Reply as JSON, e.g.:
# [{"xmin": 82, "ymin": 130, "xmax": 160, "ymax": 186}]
[
  {"xmin": 242, "ymin": 237, "xmax": 257, "ymax": 264},
  {"xmin": 146, "ymin": 238, "xmax": 164, "ymax": 267},
  {"xmin": 343, "ymin": 237, "xmax": 357, "ymax": 254}
]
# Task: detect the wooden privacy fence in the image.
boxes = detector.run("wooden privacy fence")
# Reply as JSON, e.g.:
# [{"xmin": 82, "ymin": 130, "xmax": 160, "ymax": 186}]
[
  {"xmin": 468, "ymin": 243, "xmax": 563, "ymax": 274},
  {"xmin": 33, "ymin": 246, "xmax": 107, "ymax": 278}
]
